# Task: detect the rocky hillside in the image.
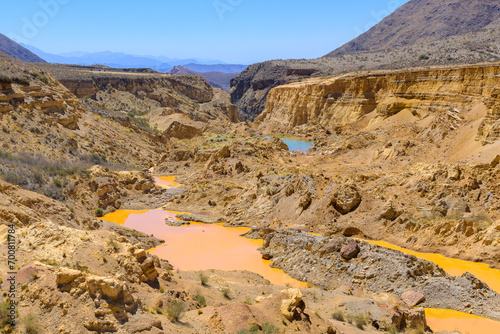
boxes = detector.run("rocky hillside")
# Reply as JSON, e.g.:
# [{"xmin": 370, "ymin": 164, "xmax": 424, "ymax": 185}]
[
  {"xmin": 36, "ymin": 63, "xmax": 237, "ymax": 138},
  {"xmin": 230, "ymin": 0, "xmax": 500, "ymax": 121},
  {"xmin": 0, "ymin": 51, "xmax": 168, "ymax": 206},
  {"xmin": 0, "ymin": 33, "xmax": 46, "ymax": 63},
  {"xmin": 0, "ymin": 54, "xmax": 431, "ymax": 331},
  {"xmin": 327, "ymin": 0, "xmax": 500, "ymax": 56}
]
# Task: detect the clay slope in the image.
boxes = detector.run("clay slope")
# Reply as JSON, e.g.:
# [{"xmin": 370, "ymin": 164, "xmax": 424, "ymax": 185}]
[{"xmin": 327, "ymin": 0, "xmax": 500, "ymax": 56}]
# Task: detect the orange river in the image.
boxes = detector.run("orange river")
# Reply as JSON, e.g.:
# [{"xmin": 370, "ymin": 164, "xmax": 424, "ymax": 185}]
[
  {"xmin": 102, "ymin": 208, "xmax": 307, "ymax": 288},
  {"xmin": 153, "ymin": 176, "xmax": 183, "ymax": 189}
]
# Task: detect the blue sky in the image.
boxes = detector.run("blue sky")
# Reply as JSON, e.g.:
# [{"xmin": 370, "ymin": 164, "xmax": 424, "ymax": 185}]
[{"xmin": 1, "ymin": 0, "xmax": 410, "ymax": 64}]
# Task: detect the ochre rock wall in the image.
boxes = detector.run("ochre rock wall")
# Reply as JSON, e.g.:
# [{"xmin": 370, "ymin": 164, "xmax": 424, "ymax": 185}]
[{"xmin": 257, "ymin": 64, "xmax": 500, "ymax": 143}]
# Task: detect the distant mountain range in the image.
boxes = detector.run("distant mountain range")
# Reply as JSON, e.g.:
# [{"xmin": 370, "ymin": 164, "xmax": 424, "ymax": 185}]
[
  {"xmin": 0, "ymin": 33, "xmax": 46, "ymax": 63},
  {"xmin": 168, "ymin": 65, "xmax": 239, "ymax": 92},
  {"xmin": 20, "ymin": 43, "xmax": 246, "ymax": 73}
]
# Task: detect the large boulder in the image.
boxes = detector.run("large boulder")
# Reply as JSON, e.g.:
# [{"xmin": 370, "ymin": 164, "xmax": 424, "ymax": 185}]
[
  {"xmin": 331, "ymin": 184, "xmax": 361, "ymax": 214},
  {"xmin": 401, "ymin": 291, "xmax": 425, "ymax": 307},
  {"xmin": 280, "ymin": 288, "xmax": 305, "ymax": 321},
  {"xmin": 340, "ymin": 241, "xmax": 360, "ymax": 259},
  {"xmin": 56, "ymin": 268, "xmax": 82, "ymax": 285},
  {"xmin": 164, "ymin": 119, "xmax": 205, "ymax": 139},
  {"xmin": 380, "ymin": 201, "xmax": 403, "ymax": 221}
]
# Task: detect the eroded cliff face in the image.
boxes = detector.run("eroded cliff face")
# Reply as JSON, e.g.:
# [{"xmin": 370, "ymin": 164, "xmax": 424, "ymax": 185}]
[
  {"xmin": 60, "ymin": 75, "xmax": 214, "ymax": 106},
  {"xmin": 257, "ymin": 64, "xmax": 500, "ymax": 144}
]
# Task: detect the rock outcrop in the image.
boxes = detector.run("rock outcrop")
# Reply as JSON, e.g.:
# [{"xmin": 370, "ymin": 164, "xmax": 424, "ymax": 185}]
[
  {"xmin": 67, "ymin": 165, "xmax": 161, "ymax": 213},
  {"xmin": 280, "ymin": 288, "xmax": 305, "ymax": 321},
  {"xmin": 252, "ymin": 228, "xmax": 500, "ymax": 320},
  {"xmin": 0, "ymin": 79, "xmax": 82, "ymax": 130}
]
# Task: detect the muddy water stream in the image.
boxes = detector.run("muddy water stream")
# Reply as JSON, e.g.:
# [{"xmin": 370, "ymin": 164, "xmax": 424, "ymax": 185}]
[
  {"xmin": 102, "ymin": 208, "xmax": 307, "ymax": 288},
  {"xmin": 425, "ymin": 308, "xmax": 500, "ymax": 334},
  {"xmin": 363, "ymin": 240, "xmax": 500, "ymax": 294},
  {"xmin": 153, "ymin": 176, "xmax": 183, "ymax": 189}
]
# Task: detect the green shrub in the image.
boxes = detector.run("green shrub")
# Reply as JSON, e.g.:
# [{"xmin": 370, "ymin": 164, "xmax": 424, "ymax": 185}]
[
  {"xmin": 262, "ymin": 323, "xmax": 279, "ymax": 334},
  {"xmin": 89, "ymin": 153, "xmax": 107, "ymax": 165},
  {"xmin": 221, "ymin": 288, "xmax": 231, "ymax": 299},
  {"xmin": 0, "ymin": 300, "xmax": 13, "ymax": 328},
  {"xmin": 196, "ymin": 294, "xmax": 207, "ymax": 307},
  {"xmin": 35, "ymin": 73, "xmax": 50, "ymax": 85},
  {"xmin": 1, "ymin": 172, "xmax": 26, "ymax": 186},
  {"xmin": 0, "ymin": 149, "xmax": 12, "ymax": 160},
  {"xmin": 14, "ymin": 78, "xmax": 30, "ymax": 86},
  {"xmin": 130, "ymin": 116, "xmax": 152, "ymax": 131},
  {"xmin": 95, "ymin": 208, "xmax": 104, "ymax": 217},
  {"xmin": 166, "ymin": 300, "xmax": 184, "ymax": 323},
  {"xmin": 387, "ymin": 325, "xmax": 399, "ymax": 334},
  {"xmin": 419, "ymin": 54, "xmax": 430, "ymax": 60}
]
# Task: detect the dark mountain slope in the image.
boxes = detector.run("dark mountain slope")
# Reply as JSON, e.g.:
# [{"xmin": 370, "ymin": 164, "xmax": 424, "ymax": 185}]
[
  {"xmin": 327, "ymin": 0, "xmax": 500, "ymax": 56},
  {"xmin": 0, "ymin": 33, "xmax": 46, "ymax": 63}
]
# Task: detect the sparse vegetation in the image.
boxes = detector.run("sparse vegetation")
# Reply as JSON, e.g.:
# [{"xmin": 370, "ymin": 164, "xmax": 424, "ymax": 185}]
[
  {"xmin": 354, "ymin": 314, "xmax": 368, "ymax": 329},
  {"xmin": 0, "ymin": 75, "xmax": 13, "ymax": 84},
  {"xmin": 0, "ymin": 300, "xmax": 14, "ymax": 330},
  {"xmin": 387, "ymin": 324, "xmax": 399, "ymax": 334},
  {"xmin": 23, "ymin": 313, "xmax": 40, "ymax": 334},
  {"xmin": 332, "ymin": 310, "xmax": 345, "ymax": 322},
  {"xmin": 90, "ymin": 153, "xmax": 107, "ymax": 165},
  {"xmin": 196, "ymin": 294, "xmax": 207, "ymax": 307},
  {"xmin": 199, "ymin": 272, "xmax": 209, "ymax": 286},
  {"xmin": 1, "ymin": 171, "xmax": 25, "ymax": 186},
  {"xmin": 221, "ymin": 288, "xmax": 231, "ymax": 299},
  {"xmin": 14, "ymin": 77, "xmax": 30, "ymax": 86},
  {"xmin": 34, "ymin": 72, "xmax": 50, "ymax": 85},
  {"xmin": 166, "ymin": 300, "xmax": 184, "ymax": 323}
]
